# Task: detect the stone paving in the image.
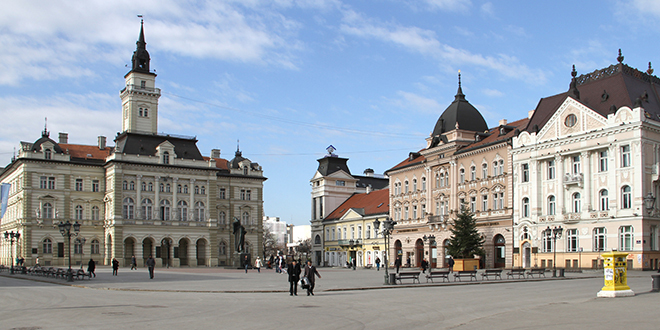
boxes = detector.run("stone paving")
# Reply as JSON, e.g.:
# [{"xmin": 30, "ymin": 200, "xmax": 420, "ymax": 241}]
[{"xmin": 1, "ymin": 266, "xmax": 658, "ymax": 329}]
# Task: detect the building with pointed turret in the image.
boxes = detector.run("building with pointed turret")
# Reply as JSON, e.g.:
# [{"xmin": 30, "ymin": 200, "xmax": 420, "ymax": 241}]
[{"xmin": 0, "ymin": 22, "xmax": 266, "ymax": 269}]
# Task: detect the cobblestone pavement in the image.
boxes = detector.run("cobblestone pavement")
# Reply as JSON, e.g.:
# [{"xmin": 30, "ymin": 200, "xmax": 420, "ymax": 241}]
[{"xmin": 1, "ymin": 267, "xmax": 658, "ymax": 329}]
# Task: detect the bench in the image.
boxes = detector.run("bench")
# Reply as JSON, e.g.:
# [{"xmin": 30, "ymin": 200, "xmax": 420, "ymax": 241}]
[
  {"xmin": 426, "ymin": 270, "xmax": 450, "ymax": 283},
  {"xmin": 506, "ymin": 268, "xmax": 526, "ymax": 279},
  {"xmin": 75, "ymin": 269, "xmax": 92, "ymax": 280},
  {"xmin": 453, "ymin": 270, "xmax": 477, "ymax": 282},
  {"xmin": 364, "ymin": 263, "xmax": 372, "ymax": 269},
  {"xmin": 526, "ymin": 268, "xmax": 546, "ymax": 278},
  {"xmin": 481, "ymin": 269, "xmax": 503, "ymax": 280},
  {"xmin": 396, "ymin": 271, "xmax": 421, "ymax": 284}
]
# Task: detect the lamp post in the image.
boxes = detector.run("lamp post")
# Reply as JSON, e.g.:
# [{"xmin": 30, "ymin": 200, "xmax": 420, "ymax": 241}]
[
  {"xmin": 644, "ymin": 192, "xmax": 655, "ymax": 215},
  {"xmin": 423, "ymin": 234, "xmax": 436, "ymax": 272},
  {"xmin": 546, "ymin": 226, "xmax": 563, "ymax": 277},
  {"xmin": 4, "ymin": 231, "xmax": 20, "ymax": 274},
  {"xmin": 58, "ymin": 221, "xmax": 80, "ymax": 282},
  {"xmin": 75, "ymin": 237, "xmax": 86, "ymax": 268},
  {"xmin": 373, "ymin": 217, "xmax": 397, "ymax": 285}
]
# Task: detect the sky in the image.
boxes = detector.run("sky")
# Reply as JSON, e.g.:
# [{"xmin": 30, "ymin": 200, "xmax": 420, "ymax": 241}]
[{"xmin": 2, "ymin": 0, "xmax": 660, "ymax": 226}]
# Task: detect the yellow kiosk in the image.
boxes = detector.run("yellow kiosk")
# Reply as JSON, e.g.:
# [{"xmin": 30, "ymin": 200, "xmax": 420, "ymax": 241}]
[{"xmin": 597, "ymin": 251, "xmax": 634, "ymax": 297}]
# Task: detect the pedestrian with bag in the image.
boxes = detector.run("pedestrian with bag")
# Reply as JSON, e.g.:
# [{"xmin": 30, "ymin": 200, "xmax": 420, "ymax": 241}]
[
  {"xmin": 131, "ymin": 255, "xmax": 137, "ymax": 270},
  {"xmin": 254, "ymin": 257, "xmax": 262, "ymax": 273},
  {"xmin": 303, "ymin": 260, "xmax": 321, "ymax": 296},
  {"xmin": 287, "ymin": 260, "xmax": 301, "ymax": 296},
  {"xmin": 87, "ymin": 258, "xmax": 96, "ymax": 278}
]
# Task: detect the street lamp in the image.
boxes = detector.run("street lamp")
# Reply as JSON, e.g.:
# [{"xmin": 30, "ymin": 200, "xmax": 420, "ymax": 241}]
[
  {"xmin": 423, "ymin": 234, "xmax": 436, "ymax": 272},
  {"xmin": 58, "ymin": 221, "xmax": 80, "ymax": 282},
  {"xmin": 373, "ymin": 217, "xmax": 397, "ymax": 285},
  {"xmin": 3, "ymin": 231, "xmax": 20, "ymax": 274},
  {"xmin": 644, "ymin": 192, "xmax": 655, "ymax": 215},
  {"xmin": 546, "ymin": 226, "xmax": 563, "ymax": 277}
]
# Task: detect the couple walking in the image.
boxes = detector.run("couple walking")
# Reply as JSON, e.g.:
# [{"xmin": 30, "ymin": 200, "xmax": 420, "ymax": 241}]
[{"xmin": 288, "ymin": 260, "xmax": 321, "ymax": 296}]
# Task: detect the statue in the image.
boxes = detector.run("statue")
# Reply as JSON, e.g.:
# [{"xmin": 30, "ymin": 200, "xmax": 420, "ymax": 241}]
[{"xmin": 232, "ymin": 217, "xmax": 246, "ymax": 253}]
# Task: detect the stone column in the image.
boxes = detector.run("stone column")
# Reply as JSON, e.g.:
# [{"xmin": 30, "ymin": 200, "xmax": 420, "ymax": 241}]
[
  {"xmin": 154, "ymin": 176, "xmax": 160, "ymax": 220},
  {"xmin": 172, "ymin": 177, "xmax": 178, "ymax": 221},
  {"xmin": 136, "ymin": 174, "xmax": 142, "ymax": 219},
  {"xmin": 582, "ymin": 151, "xmax": 591, "ymax": 213},
  {"xmin": 190, "ymin": 178, "xmax": 195, "ymax": 221},
  {"xmin": 189, "ymin": 239, "xmax": 198, "ymax": 266},
  {"xmin": 556, "ymin": 155, "xmax": 565, "ymax": 220}
]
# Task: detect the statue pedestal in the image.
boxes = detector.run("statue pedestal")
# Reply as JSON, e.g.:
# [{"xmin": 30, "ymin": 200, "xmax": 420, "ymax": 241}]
[{"xmin": 233, "ymin": 253, "xmax": 251, "ymax": 269}]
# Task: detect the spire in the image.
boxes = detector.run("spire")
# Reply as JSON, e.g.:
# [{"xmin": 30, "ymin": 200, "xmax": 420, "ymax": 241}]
[
  {"xmin": 42, "ymin": 117, "xmax": 49, "ymax": 137},
  {"xmin": 617, "ymin": 49, "xmax": 624, "ymax": 64},
  {"xmin": 568, "ymin": 65, "xmax": 580, "ymax": 100},
  {"xmin": 235, "ymin": 139, "xmax": 242, "ymax": 157},
  {"xmin": 648, "ymin": 62, "xmax": 654, "ymax": 75},
  {"xmin": 131, "ymin": 17, "xmax": 151, "ymax": 73},
  {"xmin": 454, "ymin": 70, "xmax": 465, "ymax": 101}
]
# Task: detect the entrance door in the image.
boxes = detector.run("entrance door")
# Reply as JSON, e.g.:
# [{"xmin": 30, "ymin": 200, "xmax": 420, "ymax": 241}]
[
  {"xmin": 494, "ymin": 235, "xmax": 506, "ymax": 268},
  {"xmin": 523, "ymin": 242, "xmax": 531, "ymax": 268},
  {"xmin": 161, "ymin": 238, "xmax": 171, "ymax": 267},
  {"xmin": 415, "ymin": 239, "xmax": 424, "ymax": 267}
]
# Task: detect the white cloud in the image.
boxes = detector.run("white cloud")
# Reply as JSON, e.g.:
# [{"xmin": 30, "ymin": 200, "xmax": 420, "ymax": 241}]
[
  {"xmin": 387, "ymin": 91, "xmax": 443, "ymax": 114},
  {"xmin": 480, "ymin": 2, "xmax": 495, "ymax": 17},
  {"xmin": 339, "ymin": 10, "xmax": 546, "ymax": 84},
  {"xmin": 482, "ymin": 88, "xmax": 504, "ymax": 97},
  {"xmin": 422, "ymin": 0, "xmax": 472, "ymax": 12}
]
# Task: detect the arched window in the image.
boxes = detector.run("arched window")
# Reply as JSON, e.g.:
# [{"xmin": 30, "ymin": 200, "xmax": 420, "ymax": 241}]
[
  {"xmin": 492, "ymin": 161, "xmax": 498, "ymax": 176},
  {"xmin": 141, "ymin": 198, "xmax": 153, "ymax": 220},
  {"xmin": 163, "ymin": 151, "xmax": 170, "ymax": 164},
  {"xmin": 91, "ymin": 239, "xmax": 100, "ymax": 254},
  {"xmin": 522, "ymin": 197, "xmax": 529, "ymax": 218},
  {"xmin": 435, "ymin": 173, "xmax": 440, "ymax": 188},
  {"xmin": 599, "ymin": 189, "xmax": 609, "ymax": 211},
  {"xmin": 621, "ymin": 186, "xmax": 632, "ymax": 209},
  {"xmin": 315, "ymin": 235, "xmax": 321, "ymax": 244},
  {"xmin": 219, "ymin": 241, "xmax": 227, "ymax": 256},
  {"xmin": 201, "ymin": 186, "xmax": 206, "ymax": 195},
  {"xmin": 459, "ymin": 168, "xmax": 465, "ymax": 183},
  {"xmin": 548, "ymin": 195, "xmax": 556, "ymax": 215},
  {"xmin": 159, "ymin": 183, "xmax": 165, "ymax": 192},
  {"xmin": 166, "ymin": 184, "xmax": 171, "ymax": 193},
  {"xmin": 42, "ymin": 202, "xmax": 53, "ymax": 219},
  {"xmin": 43, "ymin": 238, "xmax": 52, "ymax": 254},
  {"xmin": 572, "ymin": 192, "xmax": 581, "ymax": 213},
  {"xmin": 148, "ymin": 182, "xmax": 153, "ymax": 191},
  {"xmin": 160, "ymin": 200, "xmax": 171, "ymax": 221},
  {"xmin": 123, "ymin": 198, "xmax": 134, "ymax": 219},
  {"xmin": 177, "ymin": 200, "xmax": 188, "ymax": 221},
  {"xmin": 404, "ymin": 181, "xmax": 409, "ymax": 193},
  {"xmin": 195, "ymin": 185, "xmax": 200, "ymax": 194},
  {"xmin": 194, "ymin": 201, "xmax": 205, "ymax": 221},
  {"xmin": 242, "ymin": 211, "xmax": 250, "ymax": 225},
  {"xmin": 75, "ymin": 205, "xmax": 84, "ymax": 220},
  {"xmin": 482, "ymin": 163, "xmax": 488, "ymax": 178},
  {"xmin": 412, "ymin": 179, "xmax": 417, "ymax": 192},
  {"xmin": 44, "ymin": 149, "xmax": 52, "ymax": 159},
  {"xmin": 122, "ymin": 180, "xmax": 128, "ymax": 190},
  {"xmin": 91, "ymin": 206, "xmax": 100, "ymax": 220},
  {"xmin": 183, "ymin": 185, "xmax": 188, "ymax": 194},
  {"xmin": 129, "ymin": 181, "xmax": 135, "ymax": 190},
  {"xmin": 219, "ymin": 211, "xmax": 226, "ymax": 224},
  {"xmin": 470, "ymin": 165, "xmax": 476, "ymax": 180},
  {"xmin": 141, "ymin": 182, "xmax": 146, "ymax": 191},
  {"xmin": 177, "ymin": 184, "xmax": 182, "ymax": 193}
]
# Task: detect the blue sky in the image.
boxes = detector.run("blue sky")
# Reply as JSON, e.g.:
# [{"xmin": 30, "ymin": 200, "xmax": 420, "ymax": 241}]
[{"xmin": 2, "ymin": 0, "xmax": 660, "ymax": 226}]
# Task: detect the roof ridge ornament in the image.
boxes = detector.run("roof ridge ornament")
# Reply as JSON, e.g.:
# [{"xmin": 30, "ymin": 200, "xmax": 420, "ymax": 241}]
[
  {"xmin": 568, "ymin": 65, "xmax": 580, "ymax": 100},
  {"xmin": 42, "ymin": 117, "xmax": 49, "ymax": 137},
  {"xmin": 454, "ymin": 70, "xmax": 465, "ymax": 101},
  {"xmin": 648, "ymin": 62, "xmax": 654, "ymax": 75},
  {"xmin": 617, "ymin": 49, "xmax": 624, "ymax": 64}
]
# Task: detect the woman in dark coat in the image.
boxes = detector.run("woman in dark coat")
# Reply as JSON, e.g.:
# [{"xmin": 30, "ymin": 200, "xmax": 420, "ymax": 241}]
[
  {"xmin": 87, "ymin": 259, "xmax": 96, "ymax": 278},
  {"xmin": 112, "ymin": 258, "xmax": 119, "ymax": 276},
  {"xmin": 287, "ymin": 260, "xmax": 301, "ymax": 296}
]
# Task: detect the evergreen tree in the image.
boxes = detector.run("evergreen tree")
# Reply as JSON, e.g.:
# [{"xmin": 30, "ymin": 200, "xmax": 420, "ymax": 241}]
[{"xmin": 446, "ymin": 204, "xmax": 485, "ymax": 259}]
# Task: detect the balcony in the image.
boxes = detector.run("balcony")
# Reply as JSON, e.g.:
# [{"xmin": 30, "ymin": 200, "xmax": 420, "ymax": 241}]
[
  {"xmin": 563, "ymin": 173, "xmax": 583, "ymax": 188},
  {"xmin": 338, "ymin": 239, "xmax": 362, "ymax": 246}
]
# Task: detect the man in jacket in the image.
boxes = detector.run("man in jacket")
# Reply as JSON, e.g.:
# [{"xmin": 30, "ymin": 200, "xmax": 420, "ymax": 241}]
[
  {"xmin": 303, "ymin": 260, "xmax": 321, "ymax": 296},
  {"xmin": 146, "ymin": 255, "xmax": 155, "ymax": 279},
  {"xmin": 87, "ymin": 258, "xmax": 96, "ymax": 278},
  {"xmin": 287, "ymin": 260, "xmax": 301, "ymax": 296}
]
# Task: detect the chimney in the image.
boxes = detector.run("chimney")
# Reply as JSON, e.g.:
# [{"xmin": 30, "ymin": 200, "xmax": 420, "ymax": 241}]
[
  {"xmin": 363, "ymin": 168, "xmax": 374, "ymax": 177},
  {"xmin": 498, "ymin": 119, "xmax": 507, "ymax": 126},
  {"xmin": 211, "ymin": 149, "xmax": 221, "ymax": 159},
  {"xmin": 366, "ymin": 184, "xmax": 372, "ymax": 194},
  {"xmin": 58, "ymin": 132, "xmax": 68, "ymax": 144},
  {"xmin": 98, "ymin": 136, "xmax": 106, "ymax": 150}
]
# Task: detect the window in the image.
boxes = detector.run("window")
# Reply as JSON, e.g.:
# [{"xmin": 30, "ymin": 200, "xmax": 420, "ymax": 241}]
[
  {"xmin": 195, "ymin": 202, "xmax": 206, "ymax": 221},
  {"xmin": 542, "ymin": 230, "xmax": 553, "ymax": 252},
  {"xmin": 42, "ymin": 202, "xmax": 53, "ymax": 219},
  {"xmin": 219, "ymin": 211, "xmax": 226, "ymax": 225},
  {"xmin": 240, "ymin": 189, "xmax": 246, "ymax": 200},
  {"xmin": 413, "ymin": 179, "xmax": 417, "ymax": 191},
  {"xmin": 160, "ymin": 183, "xmax": 165, "ymax": 192},
  {"xmin": 566, "ymin": 229, "xmax": 578, "ymax": 252},
  {"xmin": 572, "ymin": 155, "xmax": 581, "ymax": 174},
  {"xmin": 148, "ymin": 182, "xmax": 153, "ymax": 191},
  {"xmin": 650, "ymin": 226, "xmax": 657, "ymax": 251},
  {"xmin": 177, "ymin": 184, "xmax": 182, "ymax": 193},
  {"xmin": 326, "ymin": 229, "xmax": 330, "ymax": 241},
  {"xmin": 435, "ymin": 173, "xmax": 440, "ymax": 188},
  {"xmin": 40, "ymin": 176, "xmax": 47, "ymax": 189},
  {"xmin": 129, "ymin": 181, "xmax": 135, "ymax": 190},
  {"xmin": 336, "ymin": 180, "xmax": 346, "ymax": 186},
  {"xmin": 47, "ymin": 177, "xmax": 55, "ymax": 189},
  {"xmin": 522, "ymin": 198, "xmax": 529, "ymax": 218},
  {"xmin": 544, "ymin": 195, "xmax": 556, "ymax": 215},
  {"xmin": 521, "ymin": 164, "xmax": 529, "ymax": 182},
  {"xmin": 166, "ymin": 184, "xmax": 171, "ymax": 193},
  {"xmin": 177, "ymin": 200, "xmax": 188, "ymax": 221},
  {"xmin": 194, "ymin": 185, "xmax": 199, "ymax": 194},
  {"xmin": 75, "ymin": 205, "xmax": 83, "ymax": 220},
  {"xmin": 421, "ymin": 177, "xmax": 427, "ymax": 191},
  {"xmin": 144, "ymin": 109, "xmax": 148, "ymax": 117},
  {"xmin": 404, "ymin": 181, "xmax": 409, "ymax": 193},
  {"xmin": 493, "ymin": 193, "xmax": 499, "ymax": 210},
  {"xmin": 459, "ymin": 169, "xmax": 465, "ymax": 183},
  {"xmin": 621, "ymin": 145, "xmax": 631, "ymax": 168},
  {"xmin": 565, "ymin": 113, "xmax": 577, "ymax": 127},
  {"xmin": 470, "ymin": 166, "xmax": 476, "ymax": 181},
  {"xmin": 548, "ymin": 160, "xmax": 555, "ymax": 179},
  {"xmin": 43, "ymin": 238, "xmax": 52, "ymax": 254},
  {"xmin": 482, "ymin": 163, "xmax": 488, "ymax": 178},
  {"xmin": 572, "ymin": 192, "xmax": 581, "ymax": 213},
  {"xmin": 123, "ymin": 198, "xmax": 134, "ymax": 219},
  {"xmin": 219, "ymin": 242, "xmax": 226, "ymax": 256},
  {"xmin": 74, "ymin": 239, "xmax": 83, "ymax": 254},
  {"xmin": 599, "ymin": 150, "xmax": 608, "ymax": 172},
  {"xmin": 184, "ymin": 185, "xmax": 189, "ymax": 194},
  {"xmin": 482, "ymin": 194, "xmax": 488, "ymax": 211},
  {"xmin": 201, "ymin": 186, "xmax": 206, "ymax": 195},
  {"xmin": 366, "ymin": 225, "xmax": 371, "ymax": 239},
  {"xmin": 163, "ymin": 151, "xmax": 170, "ymax": 164},
  {"xmin": 619, "ymin": 226, "xmax": 633, "ymax": 251},
  {"xmin": 123, "ymin": 180, "xmax": 128, "ymax": 190},
  {"xmin": 438, "ymin": 174, "xmax": 444, "ymax": 188},
  {"xmin": 599, "ymin": 190, "xmax": 609, "ymax": 211},
  {"xmin": 499, "ymin": 160, "xmax": 504, "ymax": 175},
  {"xmin": 594, "ymin": 228, "xmax": 606, "ymax": 251},
  {"xmin": 470, "ymin": 197, "xmax": 476, "ymax": 213},
  {"xmin": 246, "ymin": 190, "xmax": 251, "ymax": 200},
  {"xmin": 141, "ymin": 182, "xmax": 146, "ymax": 191},
  {"xmin": 404, "ymin": 206, "xmax": 409, "ymax": 219},
  {"xmin": 91, "ymin": 239, "xmax": 100, "ymax": 254},
  {"xmin": 160, "ymin": 200, "xmax": 171, "ymax": 220},
  {"xmin": 141, "ymin": 199, "xmax": 153, "ymax": 220},
  {"xmin": 219, "ymin": 188, "xmax": 226, "ymax": 199},
  {"xmin": 621, "ymin": 186, "xmax": 632, "ymax": 209},
  {"xmin": 44, "ymin": 149, "xmax": 52, "ymax": 159},
  {"xmin": 413, "ymin": 205, "xmax": 418, "ymax": 219},
  {"xmin": 332, "ymin": 228, "xmax": 336, "ymax": 240},
  {"xmin": 91, "ymin": 206, "xmax": 100, "ymax": 221},
  {"xmin": 242, "ymin": 211, "xmax": 250, "ymax": 225},
  {"xmin": 75, "ymin": 179, "xmax": 83, "ymax": 191},
  {"xmin": 492, "ymin": 161, "xmax": 498, "ymax": 176}
]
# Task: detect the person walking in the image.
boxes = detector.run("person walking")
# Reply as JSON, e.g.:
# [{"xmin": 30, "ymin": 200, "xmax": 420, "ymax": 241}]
[
  {"xmin": 87, "ymin": 258, "xmax": 96, "ymax": 278},
  {"xmin": 395, "ymin": 258, "xmax": 401, "ymax": 273},
  {"xmin": 244, "ymin": 255, "xmax": 249, "ymax": 273},
  {"xmin": 112, "ymin": 258, "xmax": 119, "ymax": 276},
  {"xmin": 375, "ymin": 257, "xmax": 381, "ymax": 271},
  {"xmin": 254, "ymin": 257, "xmax": 262, "ymax": 273},
  {"xmin": 146, "ymin": 255, "xmax": 155, "ymax": 279},
  {"xmin": 287, "ymin": 260, "xmax": 301, "ymax": 296},
  {"xmin": 447, "ymin": 256, "xmax": 455, "ymax": 272},
  {"xmin": 131, "ymin": 255, "xmax": 137, "ymax": 270},
  {"xmin": 421, "ymin": 259, "xmax": 428, "ymax": 273},
  {"xmin": 303, "ymin": 260, "xmax": 321, "ymax": 296},
  {"xmin": 352, "ymin": 258, "xmax": 356, "ymax": 270}
]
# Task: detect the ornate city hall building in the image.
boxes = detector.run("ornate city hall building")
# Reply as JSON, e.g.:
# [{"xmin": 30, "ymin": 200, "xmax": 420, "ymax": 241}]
[{"xmin": 0, "ymin": 22, "xmax": 266, "ymax": 268}]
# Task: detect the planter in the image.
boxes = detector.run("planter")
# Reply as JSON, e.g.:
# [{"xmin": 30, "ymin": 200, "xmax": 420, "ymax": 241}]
[{"xmin": 454, "ymin": 258, "xmax": 480, "ymax": 271}]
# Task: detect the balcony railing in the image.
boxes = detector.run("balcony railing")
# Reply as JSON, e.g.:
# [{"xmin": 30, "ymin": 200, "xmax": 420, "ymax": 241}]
[
  {"xmin": 338, "ymin": 239, "xmax": 362, "ymax": 246},
  {"xmin": 563, "ymin": 173, "xmax": 583, "ymax": 187}
]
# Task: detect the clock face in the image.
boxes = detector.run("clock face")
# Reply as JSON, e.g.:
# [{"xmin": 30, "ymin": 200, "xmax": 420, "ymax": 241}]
[{"xmin": 565, "ymin": 114, "xmax": 577, "ymax": 127}]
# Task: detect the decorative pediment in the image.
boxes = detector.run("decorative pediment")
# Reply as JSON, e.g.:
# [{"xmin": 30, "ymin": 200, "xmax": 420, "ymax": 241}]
[{"xmin": 537, "ymin": 98, "xmax": 608, "ymax": 143}]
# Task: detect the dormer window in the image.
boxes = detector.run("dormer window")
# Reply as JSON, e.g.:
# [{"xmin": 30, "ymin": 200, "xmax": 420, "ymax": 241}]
[
  {"xmin": 163, "ymin": 151, "xmax": 170, "ymax": 164},
  {"xmin": 44, "ymin": 149, "xmax": 51, "ymax": 159},
  {"xmin": 244, "ymin": 167, "xmax": 248, "ymax": 175}
]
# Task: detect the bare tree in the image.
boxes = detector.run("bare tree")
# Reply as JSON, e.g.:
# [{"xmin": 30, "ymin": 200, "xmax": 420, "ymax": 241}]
[{"xmin": 262, "ymin": 225, "xmax": 284, "ymax": 258}]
